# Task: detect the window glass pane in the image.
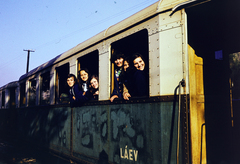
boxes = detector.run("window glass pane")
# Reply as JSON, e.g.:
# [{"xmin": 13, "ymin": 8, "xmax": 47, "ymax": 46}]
[
  {"xmin": 20, "ymin": 83, "xmax": 26, "ymax": 107},
  {"xmin": 56, "ymin": 63, "xmax": 69, "ymax": 104},
  {"xmin": 40, "ymin": 72, "xmax": 50, "ymax": 105},
  {"xmin": 29, "ymin": 79, "xmax": 36, "ymax": 106},
  {"xmin": 9, "ymin": 88, "xmax": 16, "ymax": 108}
]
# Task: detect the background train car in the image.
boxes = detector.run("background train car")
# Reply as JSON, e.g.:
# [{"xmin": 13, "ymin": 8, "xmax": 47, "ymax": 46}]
[
  {"xmin": 0, "ymin": 81, "xmax": 18, "ymax": 139},
  {"xmin": 0, "ymin": 81, "xmax": 18, "ymax": 109},
  {"xmin": 1, "ymin": 0, "xmax": 240, "ymax": 163}
]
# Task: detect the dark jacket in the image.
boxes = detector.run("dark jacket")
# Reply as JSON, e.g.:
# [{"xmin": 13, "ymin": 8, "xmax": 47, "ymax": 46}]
[
  {"xmin": 131, "ymin": 70, "xmax": 148, "ymax": 97},
  {"xmin": 69, "ymin": 84, "xmax": 89, "ymax": 107},
  {"xmin": 111, "ymin": 68, "xmax": 124, "ymax": 98}
]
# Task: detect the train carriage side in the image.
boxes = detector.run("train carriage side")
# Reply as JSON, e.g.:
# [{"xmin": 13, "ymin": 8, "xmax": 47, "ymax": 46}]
[
  {"xmin": 0, "ymin": 81, "xmax": 18, "ymax": 139},
  {"xmin": 0, "ymin": 0, "xmax": 208, "ymax": 164}
]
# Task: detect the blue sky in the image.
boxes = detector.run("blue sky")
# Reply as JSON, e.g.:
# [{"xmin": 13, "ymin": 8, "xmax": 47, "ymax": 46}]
[{"xmin": 0, "ymin": 0, "xmax": 158, "ymax": 87}]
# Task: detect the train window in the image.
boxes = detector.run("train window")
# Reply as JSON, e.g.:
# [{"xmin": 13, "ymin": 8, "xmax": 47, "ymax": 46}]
[
  {"xmin": 29, "ymin": 79, "xmax": 36, "ymax": 106},
  {"xmin": 40, "ymin": 72, "xmax": 50, "ymax": 105},
  {"xmin": 110, "ymin": 29, "xmax": 149, "ymax": 99},
  {"xmin": 1, "ymin": 91, "xmax": 5, "ymax": 108},
  {"xmin": 20, "ymin": 82, "xmax": 26, "ymax": 107},
  {"xmin": 55, "ymin": 63, "xmax": 69, "ymax": 104},
  {"xmin": 9, "ymin": 87, "xmax": 16, "ymax": 108},
  {"xmin": 77, "ymin": 50, "xmax": 99, "ymax": 100}
]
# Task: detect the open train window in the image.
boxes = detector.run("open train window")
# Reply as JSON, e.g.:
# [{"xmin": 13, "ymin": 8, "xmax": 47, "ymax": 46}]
[
  {"xmin": 110, "ymin": 29, "xmax": 149, "ymax": 99},
  {"xmin": 9, "ymin": 87, "xmax": 16, "ymax": 108},
  {"xmin": 77, "ymin": 50, "xmax": 99, "ymax": 100},
  {"xmin": 1, "ymin": 91, "xmax": 5, "ymax": 108},
  {"xmin": 28, "ymin": 79, "xmax": 36, "ymax": 106},
  {"xmin": 40, "ymin": 72, "xmax": 50, "ymax": 105},
  {"xmin": 20, "ymin": 82, "xmax": 26, "ymax": 107},
  {"xmin": 55, "ymin": 63, "xmax": 69, "ymax": 104}
]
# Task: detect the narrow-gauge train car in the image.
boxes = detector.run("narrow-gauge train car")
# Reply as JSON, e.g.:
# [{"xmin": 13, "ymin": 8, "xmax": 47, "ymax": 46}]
[
  {"xmin": 0, "ymin": 81, "xmax": 18, "ymax": 109},
  {"xmin": 0, "ymin": 0, "xmax": 212, "ymax": 163},
  {"xmin": 0, "ymin": 81, "xmax": 18, "ymax": 138}
]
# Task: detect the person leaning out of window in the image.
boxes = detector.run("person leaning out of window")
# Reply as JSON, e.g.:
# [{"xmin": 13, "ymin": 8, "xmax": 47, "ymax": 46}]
[
  {"xmin": 78, "ymin": 68, "xmax": 90, "ymax": 95},
  {"xmin": 67, "ymin": 74, "xmax": 90, "ymax": 107},
  {"xmin": 123, "ymin": 53, "xmax": 148, "ymax": 100},
  {"xmin": 110, "ymin": 51, "xmax": 125, "ymax": 102}
]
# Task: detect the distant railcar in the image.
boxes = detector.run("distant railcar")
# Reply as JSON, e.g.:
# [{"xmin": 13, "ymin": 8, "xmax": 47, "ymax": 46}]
[{"xmin": 0, "ymin": 0, "xmax": 211, "ymax": 163}]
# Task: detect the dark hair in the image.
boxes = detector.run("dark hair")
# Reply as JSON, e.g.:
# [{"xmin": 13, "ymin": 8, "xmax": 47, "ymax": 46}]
[
  {"xmin": 67, "ymin": 74, "xmax": 77, "ymax": 82},
  {"xmin": 78, "ymin": 68, "xmax": 90, "ymax": 77},
  {"xmin": 111, "ymin": 50, "xmax": 125, "ymax": 63},
  {"xmin": 89, "ymin": 74, "xmax": 99, "ymax": 84},
  {"xmin": 124, "ymin": 56, "xmax": 130, "ymax": 64},
  {"xmin": 89, "ymin": 75, "xmax": 99, "ymax": 99},
  {"xmin": 78, "ymin": 68, "xmax": 90, "ymax": 84},
  {"xmin": 131, "ymin": 53, "xmax": 145, "ymax": 68},
  {"xmin": 132, "ymin": 53, "xmax": 144, "ymax": 62}
]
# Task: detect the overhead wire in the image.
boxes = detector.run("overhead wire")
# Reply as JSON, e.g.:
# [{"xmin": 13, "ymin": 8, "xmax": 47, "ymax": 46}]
[
  {"xmin": 33, "ymin": 0, "xmax": 157, "ymax": 50},
  {"xmin": 0, "ymin": 53, "xmax": 26, "ymax": 70},
  {"xmin": 0, "ymin": 0, "xmax": 157, "ymax": 70}
]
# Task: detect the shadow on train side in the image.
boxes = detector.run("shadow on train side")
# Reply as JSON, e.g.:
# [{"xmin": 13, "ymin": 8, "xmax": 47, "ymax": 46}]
[
  {"xmin": 0, "ymin": 54, "xmax": 72, "ymax": 161},
  {"xmin": 18, "ymin": 107, "xmax": 69, "ymax": 146},
  {"xmin": 0, "ymin": 106, "xmax": 69, "ymax": 149},
  {"xmin": 0, "ymin": 107, "xmax": 73, "ymax": 164}
]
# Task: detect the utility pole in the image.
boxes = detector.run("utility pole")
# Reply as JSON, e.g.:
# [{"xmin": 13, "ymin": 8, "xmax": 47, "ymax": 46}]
[{"xmin": 23, "ymin": 49, "xmax": 35, "ymax": 73}]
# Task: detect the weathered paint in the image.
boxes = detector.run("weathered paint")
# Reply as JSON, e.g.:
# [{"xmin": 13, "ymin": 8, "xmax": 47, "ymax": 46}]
[{"xmin": 71, "ymin": 102, "xmax": 181, "ymax": 163}]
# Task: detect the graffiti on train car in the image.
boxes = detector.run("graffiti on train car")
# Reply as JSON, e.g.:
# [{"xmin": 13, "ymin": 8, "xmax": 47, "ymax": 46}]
[
  {"xmin": 81, "ymin": 111, "xmax": 97, "ymax": 148},
  {"xmin": 58, "ymin": 130, "xmax": 67, "ymax": 146},
  {"xmin": 100, "ymin": 111, "xmax": 108, "ymax": 142},
  {"xmin": 120, "ymin": 145, "xmax": 138, "ymax": 161},
  {"xmin": 111, "ymin": 109, "xmax": 136, "ymax": 139},
  {"xmin": 111, "ymin": 107, "xmax": 146, "ymax": 163},
  {"xmin": 111, "ymin": 109, "xmax": 144, "ymax": 147}
]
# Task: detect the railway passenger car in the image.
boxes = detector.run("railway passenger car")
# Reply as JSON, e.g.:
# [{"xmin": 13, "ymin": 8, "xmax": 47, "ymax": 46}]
[{"xmin": 2, "ymin": 0, "xmax": 239, "ymax": 163}]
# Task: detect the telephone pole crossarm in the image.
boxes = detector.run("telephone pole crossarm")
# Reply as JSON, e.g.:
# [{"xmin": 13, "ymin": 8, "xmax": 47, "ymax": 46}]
[{"xmin": 23, "ymin": 49, "xmax": 35, "ymax": 73}]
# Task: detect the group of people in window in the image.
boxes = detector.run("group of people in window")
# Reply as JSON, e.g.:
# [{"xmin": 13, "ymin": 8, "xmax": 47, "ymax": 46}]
[
  {"xmin": 66, "ymin": 51, "xmax": 148, "ymax": 107},
  {"xmin": 67, "ymin": 69, "xmax": 99, "ymax": 107}
]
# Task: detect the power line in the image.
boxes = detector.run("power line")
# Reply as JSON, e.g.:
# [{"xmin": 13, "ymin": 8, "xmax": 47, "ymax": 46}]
[
  {"xmin": 0, "ymin": 53, "xmax": 26, "ymax": 70},
  {"xmin": 0, "ymin": 0, "xmax": 157, "ymax": 69},
  {"xmin": 33, "ymin": 0, "xmax": 157, "ymax": 50}
]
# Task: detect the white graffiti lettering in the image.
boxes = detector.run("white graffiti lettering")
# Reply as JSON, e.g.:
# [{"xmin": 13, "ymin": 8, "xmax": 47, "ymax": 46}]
[
  {"xmin": 124, "ymin": 146, "xmax": 129, "ymax": 159},
  {"xmin": 134, "ymin": 149, "xmax": 138, "ymax": 161},
  {"xmin": 120, "ymin": 148, "xmax": 124, "ymax": 159},
  {"xmin": 120, "ymin": 145, "xmax": 138, "ymax": 161},
  {"xmin": 129, "ymin": 149, "xmax": 133, "ymax": 161}
]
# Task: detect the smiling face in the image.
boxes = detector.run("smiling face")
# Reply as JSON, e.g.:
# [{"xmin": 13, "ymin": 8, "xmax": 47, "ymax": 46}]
[
  {"xmin": 114, "ymin": 58, "xmax": 124, "ymax": 68},
  {"xmin": 90, "ymin": 77, "xmax": 98, "ymax": 89},
  {"xmin": 133, "ymin": 56, "xmax": 145, "ymax": 71},
  {"xmin": 80, "ymin": 70, "xmax": 88, "ymax": 82},
  {"xmin": 67, "ymin": 77, "xmax": 75, "ymax": 87},
  {"xmin": 123, "ymin": 60, "xmax": 129, "ymax": 72}
]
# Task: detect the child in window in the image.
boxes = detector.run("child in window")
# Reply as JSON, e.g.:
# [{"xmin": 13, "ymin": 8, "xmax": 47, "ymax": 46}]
[
  {"xmin": 110, "ymin": 51, "xmax": 125, "ymax": 102},
  {"xmin": 67, "ymin": 74, "xmax": 89, "ymax": 107},
  {"xmin": 123, "ymin": 56, "xmax": 133, "ymax": 100},
  {"xmin": 78, "ymin": 68, "xmax": 90, "ymax": 95},
  {"xmin": 131, "ymin": 53, "xmax": 148, "ymax": 97},
  {"xmin": 88, "ymin": 75, "xmax": 99, "ymax": 100},
  {"xmin": 123, "ymin": 53, "xmax": 148, "ymax": 100}
]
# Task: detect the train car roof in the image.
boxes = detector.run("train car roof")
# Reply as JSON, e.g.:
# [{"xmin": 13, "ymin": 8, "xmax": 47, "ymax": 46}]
[
  {"xmin": 0, "ymin": 81, "xmax": 18, "ymax": 90},
  {"xmin": 19, "ymin": 0, "xmax": 209, "ymax": 82},
  {"xmin": 19, "ymin": 54, "xmax": 61, "ymax": 81}
]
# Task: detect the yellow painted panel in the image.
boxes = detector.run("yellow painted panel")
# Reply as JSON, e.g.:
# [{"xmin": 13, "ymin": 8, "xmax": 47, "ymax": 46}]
[{"xmin": 188, "ymin": 45, "xmax": 206, "ymax": 164}]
